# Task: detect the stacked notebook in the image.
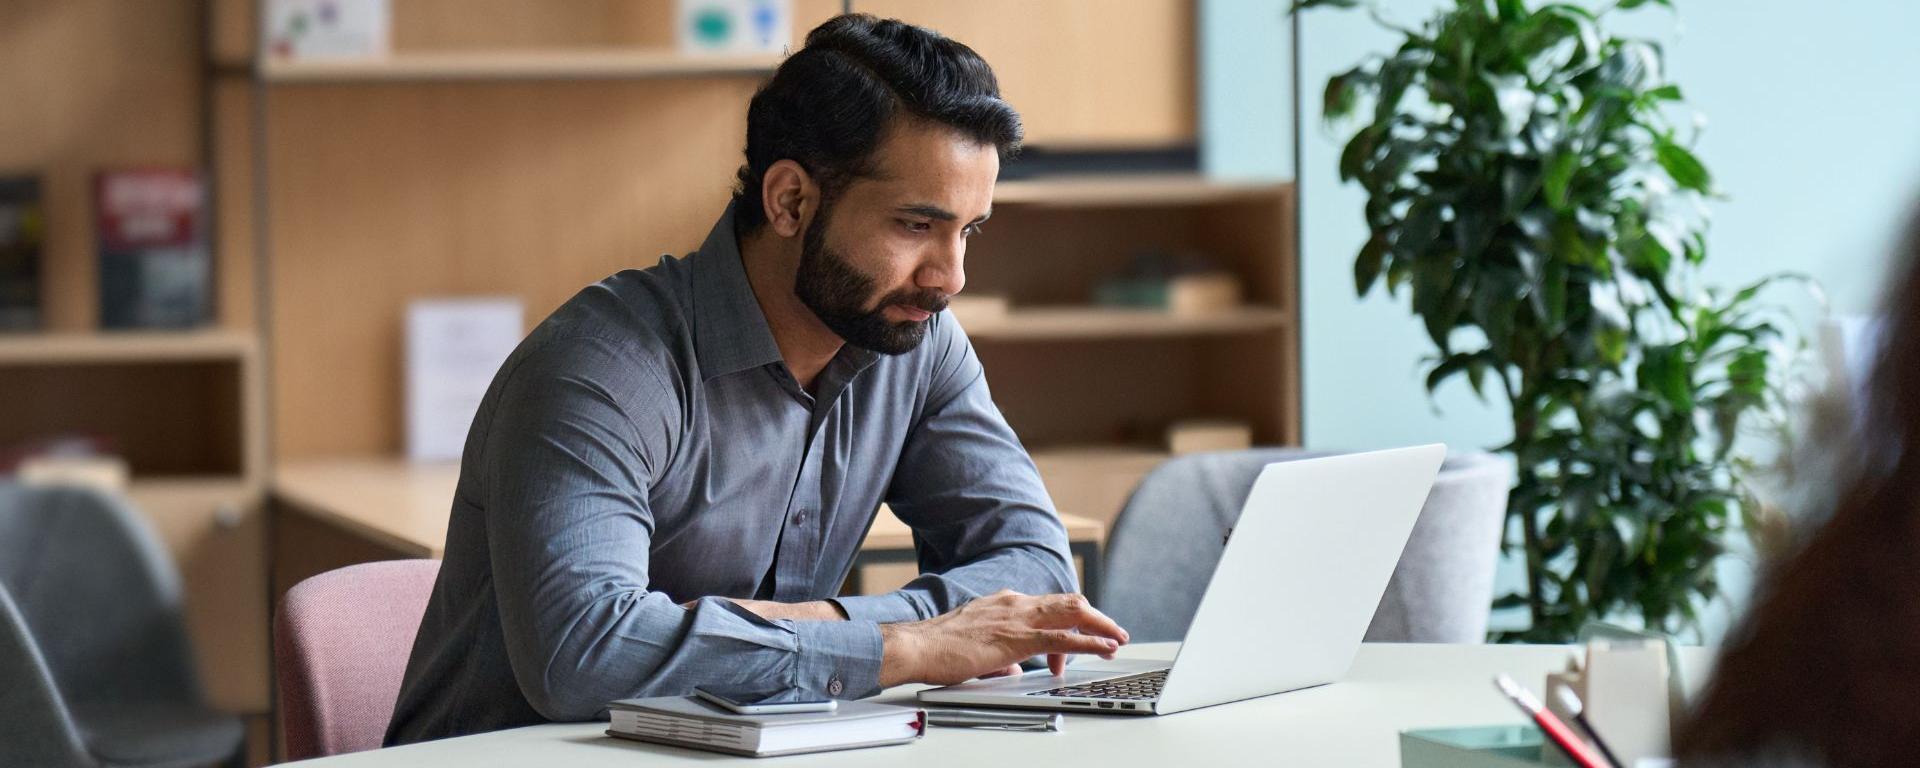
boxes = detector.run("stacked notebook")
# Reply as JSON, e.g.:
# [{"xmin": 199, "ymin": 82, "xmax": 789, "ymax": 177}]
[{"xmin": 607, "ymin": 697, "xmax": 925, "ymax": 758}]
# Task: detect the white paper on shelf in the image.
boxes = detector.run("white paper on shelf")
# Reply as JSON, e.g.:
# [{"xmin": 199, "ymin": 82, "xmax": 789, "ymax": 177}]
[
  {"xmin": 405, "ymin": 297, "xmax": 523, "ymax": 463},
  {"xmin": 676, "ymin": 0, "xmax": 791, "ymax": 54},
  {"xmin": 262, "ymin": 0, "xmax": 391, "ymax": 60}
]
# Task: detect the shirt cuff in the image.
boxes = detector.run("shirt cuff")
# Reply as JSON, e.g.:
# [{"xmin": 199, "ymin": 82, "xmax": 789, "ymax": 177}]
[
  {"xmin": 830, "ymin": 591, "xmax": 926, "ymax": 624},
  {"xmin": 789, "ymin": 619, "xmax": 885, "ymax": 699}
]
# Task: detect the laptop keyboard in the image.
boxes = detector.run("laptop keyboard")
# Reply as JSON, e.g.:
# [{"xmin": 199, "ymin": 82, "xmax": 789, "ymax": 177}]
[{"xmin": 1027, "ymin": 669, "xmax": 1167, "ymax": 700}]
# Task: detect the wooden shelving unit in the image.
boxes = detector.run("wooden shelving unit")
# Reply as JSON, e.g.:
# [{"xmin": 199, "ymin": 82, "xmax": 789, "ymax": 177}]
[
  {"xmin": 959, "ymin": 176, "xmax": 1299, "ymax": 526},
  {"xmin": 0, "ymin": 330, "xmax": 257, "ymax": 365},
  {"xmin": 964, "ymin": 305, "xmax": 1290, "ymax": 341},
  {"xmin": 992, "ymin": 174, "xmax": 1287, "ymax": 207},
  {"xmin": 2, "ymin": 7, "xmax": 273, "ymax": 746},
  {"xmin": 259, "ymin": 49, "xmax": 784, "ymax": 83}
]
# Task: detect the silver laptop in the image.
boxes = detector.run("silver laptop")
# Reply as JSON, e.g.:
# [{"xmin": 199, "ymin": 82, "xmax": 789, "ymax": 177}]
[{"xmin": 918, "ymin": 444, "xmax": 1446, "ymax": 716}]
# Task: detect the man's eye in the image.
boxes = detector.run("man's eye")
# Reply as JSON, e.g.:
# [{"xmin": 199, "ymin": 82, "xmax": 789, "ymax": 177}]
[
  {"xmin": 963, "ymin": 224, "xmax": 984, "ymax": 238},
  {"xmin": 901, "ymin": 220, "xmax": 931, "ymax": 233}
]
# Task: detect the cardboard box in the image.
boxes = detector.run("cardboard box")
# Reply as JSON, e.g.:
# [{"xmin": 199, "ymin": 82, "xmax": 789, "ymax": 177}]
[
  {"xmin": 947, "ymin": 294, "xmax": 1010, "ymax": 328},
  {"xmin": 1166, "ymin": 419, "xmax": 1253, "ymax": 455},
  {"xmin": 1166, "ymin": 273, "xmax": 1241, "ymax": 315}
]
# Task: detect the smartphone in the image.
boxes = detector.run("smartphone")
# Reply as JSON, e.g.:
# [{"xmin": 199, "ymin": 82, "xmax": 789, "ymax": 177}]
[{"xmin": 693, "ymin": 687, "xmax": 838, "ymax": 715}]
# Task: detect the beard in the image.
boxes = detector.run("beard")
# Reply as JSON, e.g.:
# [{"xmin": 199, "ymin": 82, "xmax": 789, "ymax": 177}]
[{"xmin": 793, "ymin": 201, "xmax": 949, "ymax": 356}]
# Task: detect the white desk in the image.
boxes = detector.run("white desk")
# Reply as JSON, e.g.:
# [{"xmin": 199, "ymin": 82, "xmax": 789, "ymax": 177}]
[{"xmin": 285, "ymin": 641, "xmax": 1715, "ymax": 767}]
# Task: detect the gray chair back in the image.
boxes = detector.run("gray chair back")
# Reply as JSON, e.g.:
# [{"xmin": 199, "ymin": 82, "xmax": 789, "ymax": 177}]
[
  {"xmin": 1094, "ymin": 449, "xmax": 1508, "ymax": 644},
  {"xmin": 0, "ymin": 483, "xmax": 242, "ymax": 768},
  {"xmin": 0, "ymin": 584, "xmax": 93, "ymax": 767}
]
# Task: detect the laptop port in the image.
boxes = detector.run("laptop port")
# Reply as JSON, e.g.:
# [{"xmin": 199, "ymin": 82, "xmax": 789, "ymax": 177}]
[
  {"xmin": 1063, "ymin": 701, "xmax": 1091, "ymax": 706},
  {"xmin": 1121, "ymin": 703, "xmax": 1137, "ymax": 710},
  {"xmin": 1097, "ymin": 702, "xmax": 1114, "ymax": 709}
]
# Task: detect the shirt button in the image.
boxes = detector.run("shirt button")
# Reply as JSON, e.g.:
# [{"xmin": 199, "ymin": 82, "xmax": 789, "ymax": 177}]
[
  {"xmin": 792, "ymin": 508, "xmax": 810, "ymax": 525},
  {"xmin": 827, "ymin": 677, "xmax": 844, "ymax": 696}
]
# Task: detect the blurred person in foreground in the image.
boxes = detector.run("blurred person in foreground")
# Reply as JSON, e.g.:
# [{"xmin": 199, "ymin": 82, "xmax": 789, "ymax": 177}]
[{"xmin": 1676, "ymin": 201, "xmax": 1920, "ymax": 766}]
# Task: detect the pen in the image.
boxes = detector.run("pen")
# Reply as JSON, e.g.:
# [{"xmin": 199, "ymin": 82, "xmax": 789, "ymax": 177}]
[
  {"xmin": 924, "ymin": 708, "xmax": 1065, "ymax": 732},
  {"xmin": 1493, "ymin": 675, "xmax": 1611, "ymax": 768},
  {"xmin": 1553, "ymin": 685, "xmax": 1625, "ymax": 768}
]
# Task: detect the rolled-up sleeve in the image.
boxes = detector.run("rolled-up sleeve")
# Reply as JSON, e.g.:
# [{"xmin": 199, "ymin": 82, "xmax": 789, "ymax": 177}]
[
  {"xmin": 484, "ymin": 336, "xmax": 885, "ymax": 720},
  {"xmin": 836, "ymin": 315, "xmax": 1078, "ymax": 623}
]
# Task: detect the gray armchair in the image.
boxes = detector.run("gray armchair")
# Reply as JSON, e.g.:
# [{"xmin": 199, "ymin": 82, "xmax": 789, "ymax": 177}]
[
  {"xmin": 1094, "ymin": 448, "xmax": 1508, "ymax": 644},
  {"xmin": 0, "ymin": 483, "xmax": 243, "ymax": 768}
]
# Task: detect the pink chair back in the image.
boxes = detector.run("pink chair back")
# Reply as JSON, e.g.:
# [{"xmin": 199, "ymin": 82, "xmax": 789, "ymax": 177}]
[{"xmin": 275, "ymin": 559, "xmax": 440, "ymax": 761}]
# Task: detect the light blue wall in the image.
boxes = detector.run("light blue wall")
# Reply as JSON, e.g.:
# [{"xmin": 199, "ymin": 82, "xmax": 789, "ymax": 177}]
[
  {"xmin": 1200, "ymin": 0, "xmax": 1293, "ymax": 179},
  {"xmin": 1207, "ymin": 0, "xmax": 1920, "ymax": 637}
]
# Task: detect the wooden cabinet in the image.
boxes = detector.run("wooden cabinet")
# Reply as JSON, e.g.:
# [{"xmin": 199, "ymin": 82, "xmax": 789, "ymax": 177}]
[{"xmin": 126, "ymin": 478, "xmax": 269, "ymax": 714}]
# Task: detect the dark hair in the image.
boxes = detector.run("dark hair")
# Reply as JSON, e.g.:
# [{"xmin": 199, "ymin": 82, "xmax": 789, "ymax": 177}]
[
  {"xmin": 1673, "ymin": 201, "xmax": 1920, "ymax": 767},
  {"xmin": 730, "ymin": 14, "xmax": 1023, "ymax": 234}
]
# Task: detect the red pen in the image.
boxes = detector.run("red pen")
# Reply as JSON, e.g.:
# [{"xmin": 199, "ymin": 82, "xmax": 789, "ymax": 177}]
[{"xmin": 1493, "ymin": 674, "xmax": 1615, "ymax": 768}]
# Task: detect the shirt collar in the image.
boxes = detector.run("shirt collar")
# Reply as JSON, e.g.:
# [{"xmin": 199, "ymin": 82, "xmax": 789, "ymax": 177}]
[{"xmin": 691, "ymin": 204, "xmax": 787, "ymax": 381}]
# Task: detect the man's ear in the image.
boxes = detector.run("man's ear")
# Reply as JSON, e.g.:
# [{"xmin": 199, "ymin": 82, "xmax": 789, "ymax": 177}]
[{"xmin": 760, "ymin": 159, "xmax": 816, "ymax": 239}]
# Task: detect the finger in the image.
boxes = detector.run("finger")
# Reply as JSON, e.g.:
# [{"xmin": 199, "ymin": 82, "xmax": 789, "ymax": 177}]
[
  {"xmin": 1049, "ymin": 653, "xmax": 1065, "ymax": 676},
  {"xmin": 979, "ymin": 664, "xmax": 1022, "ymax": 679},
  {"xmin": 1033, "ymin": 594, "xmax": 1131, "ymax": 644},
  {"xmin": 1028, "ymin": 628, "xmax": 1121, "ymax": 657}
]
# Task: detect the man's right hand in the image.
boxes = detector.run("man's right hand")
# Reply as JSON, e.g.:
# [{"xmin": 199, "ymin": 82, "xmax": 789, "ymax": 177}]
[{"xmin": 877, "ymin": 590, "xmax": 1130, "ymax": 687}]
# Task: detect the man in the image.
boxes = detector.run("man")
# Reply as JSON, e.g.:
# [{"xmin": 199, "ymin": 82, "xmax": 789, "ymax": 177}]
[{"xmin": 386, "ymin": 14, "xmax": 1130, "ymax": 744}]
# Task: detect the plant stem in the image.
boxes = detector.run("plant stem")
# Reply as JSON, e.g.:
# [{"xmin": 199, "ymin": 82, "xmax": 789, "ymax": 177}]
[{"xmin": 1512, "ymin": 388, "xmax": 1548, "ymax": 637}]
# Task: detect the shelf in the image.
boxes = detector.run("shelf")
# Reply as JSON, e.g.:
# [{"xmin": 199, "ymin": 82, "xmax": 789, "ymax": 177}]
[
  {"xmin": 0, "ymin": 330, "xmax": 257, "ymax": 366},
  {"xmin": 992, "ymin": 174, "xmax": 1290, "ymax": 207},
  {"xmin": 962, "ymin": 306, "xmax": 1289, "ymax": 341},
  {"xmin": 258, "ymin": 50, "xmax": 784, "ymax": 83}
]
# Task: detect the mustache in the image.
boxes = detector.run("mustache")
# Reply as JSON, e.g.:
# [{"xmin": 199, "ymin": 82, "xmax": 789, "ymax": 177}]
[{"xmin": 880, "ymin": 290, "xmax": 950, "ymax": 315}]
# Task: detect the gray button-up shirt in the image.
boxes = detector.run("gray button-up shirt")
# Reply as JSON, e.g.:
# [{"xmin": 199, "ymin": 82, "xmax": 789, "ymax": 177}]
[{"xmin": 385, "ymin": 205, "xmax": 1076, "ymax": 744}]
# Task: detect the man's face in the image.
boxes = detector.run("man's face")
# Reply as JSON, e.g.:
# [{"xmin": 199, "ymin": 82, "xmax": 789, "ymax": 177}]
[{"xmin": 794, "ymin": 120, "xmax": 998, "ymax": 355}]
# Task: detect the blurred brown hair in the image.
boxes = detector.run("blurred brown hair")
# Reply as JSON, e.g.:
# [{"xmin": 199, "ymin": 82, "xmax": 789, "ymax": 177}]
[{"xmin": 1675, "ymin": 202, "xmax": 1920, "ymax": 766}]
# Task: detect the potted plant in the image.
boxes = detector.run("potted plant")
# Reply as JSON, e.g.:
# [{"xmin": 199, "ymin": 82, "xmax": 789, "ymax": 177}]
[{"xmin": 1297, "ymin": 0, "xmax": 1804, "ymax": 641}]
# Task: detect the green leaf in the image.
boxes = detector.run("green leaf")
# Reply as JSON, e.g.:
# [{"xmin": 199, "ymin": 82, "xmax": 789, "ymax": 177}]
[
  {"xmin": 1324, "ymin": 67, "xmax": 1367, "ymax": 121},
  {"xmin": 1639, "ymin": 346, "xmax": 1696, "ymax": 412},
  {"xmin": 1339, "ymin": 126, "xmax": 1382, "ymax": 183},
  {"xmin": 1538, "ymin": 5, "xmax": 1602, "ymax": 65},
  {"xmin": 1396, "ymin": 199, "xmax": 1445, "ymax": 260},
  {"xmin": 1501, "ymin": 164, "xmax": 1543, "ymax": 217},
  {"xmin": 1426, "ymin": 352, "xmax": 1484, "ymax": 394},
  {"xmin": 1374, "ymin": 49, "xmax": 1428, "ymax": 124},
  {"xmin": 1655, "ymin": 136, "xmax": 1714, "ymax": 192},
  {"xmin": 1492, "ymin": 592, "xmax": 1530, "ymax": 610},
  {"xmin": 1290, "ymin": 0, "xmax": 1362, "ymax": 11},
  {"xmin": 1595, "ymin": 326, "xmax": 1628, "ymax": 366},
  {"xmin": 1355, "ymin": 234, "xmax": 1390, "ymax": 295},
  {"xmin": 1453, "ymin": 204, "xmax": 1497, "ymax": 261},
  {"xmin": 1645, "ymin": 84, "xmax": 1683, "ymax": 102},
  {"xmin": 1544, "ymin": 152, "xmax": 1578, "ymax": 211}
]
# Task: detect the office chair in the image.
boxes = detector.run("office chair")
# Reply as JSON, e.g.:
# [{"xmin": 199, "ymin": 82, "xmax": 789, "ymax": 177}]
[
  {"xmin": 0, "ymin": 483, "xmax": 245, "ymax": 768},
  {"xmin": 275, "ymin": 559, "xmax": 440, "ymax": 760},
  {"xmin": 1094, "ymin": 449, "xmax": 1508, "ymax": 644}
]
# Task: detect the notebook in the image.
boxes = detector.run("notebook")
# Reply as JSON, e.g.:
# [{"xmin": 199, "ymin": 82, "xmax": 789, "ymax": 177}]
[{"xmin": 606, "ymin": 696, "xmax": 925, "ymax": 758}]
